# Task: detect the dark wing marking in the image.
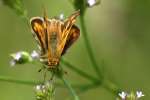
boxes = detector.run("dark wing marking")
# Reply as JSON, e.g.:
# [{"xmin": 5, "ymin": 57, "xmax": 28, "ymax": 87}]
[
  {"xmin": 30, "ymin": 17, "xmax": 48, "ymax": 55},
  {"xmin": 61, "ymin": 25, "xmax": 80, "ymax": 55}
]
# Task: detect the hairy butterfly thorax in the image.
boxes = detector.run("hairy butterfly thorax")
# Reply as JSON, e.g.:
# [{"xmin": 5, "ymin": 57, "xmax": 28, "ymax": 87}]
[{"xmin": 30, "ymin": 10, "xmax": 80, "ymax": 69}]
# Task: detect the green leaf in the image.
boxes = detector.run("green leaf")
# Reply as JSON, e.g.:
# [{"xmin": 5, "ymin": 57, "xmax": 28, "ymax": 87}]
[{"xmin": 2, "ymin": 0, "xmax": 27, "ymax": 18}]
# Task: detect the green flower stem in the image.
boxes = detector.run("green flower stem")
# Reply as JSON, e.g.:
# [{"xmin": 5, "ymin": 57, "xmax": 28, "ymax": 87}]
[
  {"xmin": 79, "ymin": 15, "xmax": 103, "ymax": 79},
  {"xmin": 0, "ymin": 75, "xmax": 99, "ymax": 90},
  {"xmin": 0, "ymin": 75, "xmax": 103, "ymax": 95},
  {"xmin": 102, "ymin": 79, "xmax": 121, "ymax": 95},
  {"xmin": 76, "ymin": 83, "xmax": 100, "ymax": 94},
  {"xmin": 0, "ymin": 76, "xmax": 40, "ymax": 85},
  {"xmin": 61, "ymin": 58, "xmax": 100, "ymax": 83},
  {"xmin": 61, "ymin": 76, "xmax": 80, "ymax": 100},
  {"xmin": 0, "ymin": 75, "xmax": 60, "ymax": 87}
]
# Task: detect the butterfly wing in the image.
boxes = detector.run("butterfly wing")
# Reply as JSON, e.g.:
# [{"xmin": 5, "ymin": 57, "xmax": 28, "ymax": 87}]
[
  {"xmin": 61, "ymin": 25, "xmax": 80, "ymax": 55},
  {"xmin": 30, "ymin": 17, "xmax": 48, "ymax": 55},
  {"xmin": 57, "ymin": 10, "xmax": 80, "ymax": 56}
]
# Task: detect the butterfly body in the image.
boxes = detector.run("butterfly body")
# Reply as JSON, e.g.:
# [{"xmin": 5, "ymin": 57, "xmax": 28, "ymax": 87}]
[{"xmin": 30, "ymin": 10, "xmax": 80, "ymax": 69}]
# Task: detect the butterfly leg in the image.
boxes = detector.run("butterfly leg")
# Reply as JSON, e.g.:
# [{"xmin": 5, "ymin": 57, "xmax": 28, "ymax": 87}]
[
  {"xmin": 37, "ymin": 65, "xmax": 47, "ymax": 82},
  {"xmin": 50, "ymin": 71, "xmax": 55, "ymax": 80}
]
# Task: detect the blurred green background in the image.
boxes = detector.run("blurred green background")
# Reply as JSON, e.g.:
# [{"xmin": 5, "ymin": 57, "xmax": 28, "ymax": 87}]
[{"xmin": 0, "ymin": 0, "xmax": 149, "ymax": 100}]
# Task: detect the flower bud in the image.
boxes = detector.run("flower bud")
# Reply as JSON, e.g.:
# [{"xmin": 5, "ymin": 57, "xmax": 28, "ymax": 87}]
[{"xmin": 10, "ymin": 51, "xmax": 32, "ymax": 66}]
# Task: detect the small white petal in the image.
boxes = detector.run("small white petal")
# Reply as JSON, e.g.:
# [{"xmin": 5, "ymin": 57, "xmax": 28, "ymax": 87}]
[
  {"xmin": 118, "ymin": 91, "xmax": 127, "ymax": 99},
  {"xmin": 36, "ymin": 85, "xmax": 42, "ymax": 90},
  {"xmin": 31, "ymin": 50, "xmax": 39, "ymax": 59},
  {"xmin": 87, "ymin": 0, "xmax": 96, "ymax": 7},
  {"xmin": 59, "ymin": 13, "xmax": 64, "ymax": 20},
  {"xmin": 10, "ymin": 60, "xmax": 16, "ymax": 66},
  {"xmin": 136, "ymin": 91, "xmax": 144, "ymax": 98},
  {"xmin": 42, "ymin": 85, "xmax": 46, "ymax": 89},
  {"xmin": 14, "ymin": 52, "xmax": 22, "ymax": 61}
]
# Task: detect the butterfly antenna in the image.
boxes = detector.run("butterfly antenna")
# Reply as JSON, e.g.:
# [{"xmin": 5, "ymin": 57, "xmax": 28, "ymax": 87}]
[
  {"xmin": 44, "ymin": 9, "xmax": 48, "ymax": 20},
  {"xmin": 42, "ymin": 6, "xmax": 49, "ymax": 32}
]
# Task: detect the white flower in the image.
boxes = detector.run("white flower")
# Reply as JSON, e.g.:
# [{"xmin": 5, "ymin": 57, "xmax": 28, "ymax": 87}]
[
  {"xmin": 118, "ymin": 91, "xmax": 127, "ymax": 99},
  {"xmin": 10, "ymin": 52, "xmax": 22, "ymax": 66},
  {"xmin": 14, "ymin": 52, "xmax": 22, "ymax": 61},
  {"xmin": 10, "ymin": 51, "xmax": 33, "ymax": 66},
  {"xmin": 31, "ymin": 50, "xmax": 39, "ymax": 59},
  {"xmin": 35, "ymin": 85, "xmax": 42, "ymax": 90},
  {"xmin": 136, "ymin": 91, "xmax": 144, "ymax": 98},
  {"xmin": 87, "ymin": 0, "xmax": 96, "ymax": 7},
  {"xmin": 59, "ymin": 13, "xmax": 64, "ymax": 20},
  {"xmin": 35, "ymin": 84, "xmax": 46, "ymax": 93},
  {"xmin": 10, "ymin": 60, "xmax": 16, "ymax": 66}
]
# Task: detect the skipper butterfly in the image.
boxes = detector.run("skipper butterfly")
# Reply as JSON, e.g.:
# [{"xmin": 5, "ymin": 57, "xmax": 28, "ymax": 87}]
[{"xmin": 30, "ymin": 10, "xmax": 80, "ymax": 69}]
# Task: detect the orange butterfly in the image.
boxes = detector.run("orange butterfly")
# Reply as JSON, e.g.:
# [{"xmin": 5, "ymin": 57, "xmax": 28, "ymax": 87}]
[{"xmin": 30, "ymin": 10, "xmax": 80, "ymax": 69}]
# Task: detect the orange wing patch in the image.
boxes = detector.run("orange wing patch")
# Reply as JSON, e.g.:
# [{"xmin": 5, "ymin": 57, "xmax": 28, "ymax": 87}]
[{"xmin": 62, "ymin": 25, "xmax": 80, "ymax": 55}]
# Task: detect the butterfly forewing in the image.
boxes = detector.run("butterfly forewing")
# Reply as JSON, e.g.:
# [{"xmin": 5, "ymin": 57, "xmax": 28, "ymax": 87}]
[
  {"xmin": 30, "ymin": 17, "xmax": 48, "ymax": 55},
  {"xmin": 62, "ymin": 25, "xmax": 80, "ymax": 55},
  {"xmin": 57, "ymin": 10, "xmax": 80, "ymax": 55}
]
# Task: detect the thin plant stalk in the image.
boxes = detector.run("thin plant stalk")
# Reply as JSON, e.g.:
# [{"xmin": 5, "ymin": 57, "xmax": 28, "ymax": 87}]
[
  {"xmin": 0, "ymin": 76, "xmax": 40, "ymax": 85},
  {"xmin": 79, "ymin": 15, "xmax": 103, "ymax": 79},
  {"xmin": 61, "ymin": 58, "xmax": 100, "ymax": 83},
  {"xmin": 102, "ymin": 79, "xmax": 120, "ymax": 95},
  {"xmin": 61, "ymin": 76, "xmax": 80, "ymax": 100}
]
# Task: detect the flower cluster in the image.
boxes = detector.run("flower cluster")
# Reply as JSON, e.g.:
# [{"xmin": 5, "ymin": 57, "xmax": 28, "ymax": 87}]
[
  {"xmin": 117, "ymin": 91, "xmax": 144, "ymax": 100},
  {"xmin": 35, "ymin": 81, "xmax": 54, "ymax": 100},
  {"xmin": 10, "ymin": 50, "xmax": 39, "ymax": 66}
]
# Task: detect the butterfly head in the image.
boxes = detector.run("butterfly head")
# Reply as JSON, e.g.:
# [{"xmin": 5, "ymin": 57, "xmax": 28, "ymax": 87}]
[
  {"xmin": 47, "ymin": 58, "xmax": 59, "ymax": 67},
  {"xmin": 40, "ymin": 57, "xmax": 59, "ymax": 68}
]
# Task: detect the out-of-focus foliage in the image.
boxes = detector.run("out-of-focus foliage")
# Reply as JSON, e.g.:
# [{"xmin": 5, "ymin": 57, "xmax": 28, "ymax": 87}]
[
  {"xmin": 1, "ymin": 0, "xmax": 26, "ymax": 18},
  {"xmin": 72, "ymin": 0, "xmax": 100, "ymax": 15}
]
